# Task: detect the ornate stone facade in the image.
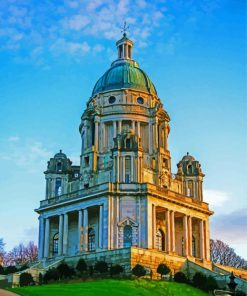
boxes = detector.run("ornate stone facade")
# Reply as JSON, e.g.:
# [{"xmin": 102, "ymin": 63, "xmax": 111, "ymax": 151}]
[{"xmin": 36, "ymin": 34, "xmax": 213, "ymax": 267}]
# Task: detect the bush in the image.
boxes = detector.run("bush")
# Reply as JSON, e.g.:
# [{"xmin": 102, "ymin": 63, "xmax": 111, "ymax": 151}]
[
  {"xmin": 57, "ymin": 262, "xmax": 74, "ymax": 279},
  {"xmin": 19, "ymin": 272, "xmax": 34, "ymax": 287},
  {"xmin": 206, "ymin": 275, "xmax": 218, "ymax": 291},
  {"xmin": 4, "ymin": 265, "xmax": 18, "ymax": 274},
  {"xmin": 236, "ymin": 291, "xmax": 246, "ymax": 296},
  {"xmin": 43, "ymin": 268, "xmax": 59, "ymax": 283},
  {"xmin": 94, "ymin": 261, "xmax": 108, "ymax": 274},
  {"xmin": 0, "ymin": 265, "xmax": 4, "ymax": 274},
  {"xmin": 132, "ymin": 264, "xmax": 146, "ymax": 278},
  {"xmin": 157, "ymin": 263, "xmax": 170, "ymax": 279},
  {"xmin": 19, "ymin": 264, "xmax": 29, "ymax": 271},
  {"xmin": 192, "ymin": 272, "xmax": 207, "ymax": 290},
  {"xmin": 174, "ymin": 271, "xmax": 188, "ymax": 283},
  {"xmin": 76, "ymin": 258, "xmax": 87, "ymax": 276},
  {"xmin": 38, "ymin": 273, "xmax": 43, "ymax": 285},
  {"xmin": 110, "ymin": 264, "xmax": 124, "ymax": 276}
]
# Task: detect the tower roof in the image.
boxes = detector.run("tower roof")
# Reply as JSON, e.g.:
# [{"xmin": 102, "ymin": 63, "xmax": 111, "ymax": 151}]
[{"xmin": 91, "ymin": 34, "xmax": 157, "ymax": 97}]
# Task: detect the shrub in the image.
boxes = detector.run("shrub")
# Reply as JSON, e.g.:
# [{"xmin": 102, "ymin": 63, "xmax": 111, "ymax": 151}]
[
  {"xmin": 19, "ymin": 272, "xmax": 34, "ymax": 287},
  {"xmin": 94, "ymin": 261, "xmax": 108, "ymax": 274},
  {"xmin": 76, "ymin": 258, "xmax": 87, "ymax": 276},
  {"xmin": 57, "ymin": 262, "xmax": 74, "ymax": 279},
  {"xmin": 110, "ymin": 264, "xmax": 124, "ymax": 276},
  {"xmin": 174, "ymin": 271, "xmax": 187, "ymax": 283},
  {"xmin": 132, "ymin": 264, "xmax": 146, "ymax": 278},
  {"xmin": 206, "ymin": 275, "xmax": 218, "ymax": 291},
  {"xmin": 157, "ymin": 263, "xmax": 171, "ymax": 279},
  {"xmin": 43, "ymin": 268, "xmax": 59, "ymax": 283},
  {"xmin": 89, "ymin": 266, "xmax": 94, "ymax": 277},
  {"xmin": 38, "ymin": 273, "xmax": 43, "ymax": 285},
  {"xmin": 19, "ymin": 264, "xmax": 29, "ymax": 271},
  {"xmin": 236, "ymin": 291, "xmax": 246, "ymax": 296},
  {"xmin": 192, "ymin": 272, "xmax": 207, "ymax": 290},
  {"xmin": 4, "ymin": 265, "xmax": 18, "ymax": 274},
  {"xmin": 0, "ymin": 265, "xmax": 4, "ymax": 274}
]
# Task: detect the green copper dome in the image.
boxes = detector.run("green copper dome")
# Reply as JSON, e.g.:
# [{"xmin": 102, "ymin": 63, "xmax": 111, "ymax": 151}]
[{"xmin": 92, "ymin": 60, "xmax": 157, "ymax": 97}]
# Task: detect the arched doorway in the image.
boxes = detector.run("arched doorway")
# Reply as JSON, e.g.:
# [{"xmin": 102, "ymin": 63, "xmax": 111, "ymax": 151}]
[
  {"xmin": 123, "ymin": 225, "xmax": 132, "ymax": 247},
  {"xmin": 156, "ymin": 229, "xmax": 165, "ymax": 251},
  {"xmin": 53, "ymin": 233, "xmax": 59, "ymax": 255},
  {"xmin": 88, "ymin": 227, "xmax": 96, "ymax": 251}
]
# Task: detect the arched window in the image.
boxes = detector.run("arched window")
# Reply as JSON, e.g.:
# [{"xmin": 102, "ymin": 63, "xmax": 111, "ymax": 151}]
[
  {"xmin": 126, "ymin": 138, "xmax": 131, "ymax": 149},
  {"xmin": 181, "ymin": 237, "xmax": 184, "ymax": 256},
  {"xmin": 55, "ymin": 178, "xmax": 62, "ymax": 196},
  {"xmin": 53, "ymin": 233, "xmax": 59, "ymax": 255},
  {"xmin": 88, "ymin": 228, "xmax": 96, "ymax": 251},
  {"xmin": 156, "ymin": 229, "xmax": 165, "ymax": 251},
  {"xmin": 192, "ymin": 236, "xmax": 196, "ymax": 257},
  {"xmin": 57, "ymin": 162, "xmax": 62, "ymax": 172},
  {"xmin": 123, "ymin": 225, "xmax": 132, "ymax": 247}
]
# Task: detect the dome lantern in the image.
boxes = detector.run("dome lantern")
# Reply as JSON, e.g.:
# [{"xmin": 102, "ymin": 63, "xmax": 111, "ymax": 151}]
[{"xmin": 116, "ymin": 33, "xmax": 133, "ymax": 60}]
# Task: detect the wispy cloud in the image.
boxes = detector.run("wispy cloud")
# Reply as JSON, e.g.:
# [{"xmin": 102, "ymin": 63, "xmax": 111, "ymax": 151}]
[
  {"xmin": 211, "ymin": 209, "xmax": 247, "ymax": 245},
  {"xmin": 7, "ymin": 136, "xmax": 20, "ymax": 142},
  {"xmin": 204, "ymin": 189, "xmax": 231, "ymax": 208}
]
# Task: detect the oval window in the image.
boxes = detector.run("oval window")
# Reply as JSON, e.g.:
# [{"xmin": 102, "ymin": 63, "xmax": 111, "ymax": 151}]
[
  {"xmin": 137, "ymin": 97, "xmax": 144, "ymax": 104},
  {"xmin": 109, "ymin": 96, "xmax": 116, "ymax": 104}
]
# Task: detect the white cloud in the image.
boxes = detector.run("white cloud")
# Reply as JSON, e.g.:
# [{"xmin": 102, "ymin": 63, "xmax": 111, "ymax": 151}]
[
  {"xmin": 65, "ymin": 14, "xmax": 90, "ymax": 31},
  {"xmin": 7, "ymin": 136, "xmax": 20, "ymax": 142},
  {"xmin": 204, "ymin": 189, "xmax": 230, "ymax": 208}
]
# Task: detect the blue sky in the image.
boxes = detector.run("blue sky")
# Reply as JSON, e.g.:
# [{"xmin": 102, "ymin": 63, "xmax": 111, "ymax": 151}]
[{"xmin": 0, "ymin": 0, "xmax": 246, "ymax": 258}]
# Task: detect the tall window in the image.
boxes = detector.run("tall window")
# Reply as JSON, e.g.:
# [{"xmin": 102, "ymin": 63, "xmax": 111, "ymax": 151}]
[
  {"xmin": 56, "ymin": 162, "xmax": 62, "ymax": 172},
  {"xmin": 123, "ymin": 225, "xmax": 132, "ymax": 247},
  {"xmin": 88, "ymin": 228, "xmax": 96, "ymax": 251},
  {"xmin": 55, "ymin": 178, "xmax": 62, "ymax": 196},
  {"xmin": 53, "ymin": 233, "xmax": 59, "ymax": 255},
  {"xmin": 125, "ymin": 156, "xmax": 131, "ymax": 183},
  {"xmin": 192, "ymin": 236, "xmax": 196, "ymax": 257},
  {"xmin": 156, "ymin": 229, "xmax": 165, "ymax": 251}
]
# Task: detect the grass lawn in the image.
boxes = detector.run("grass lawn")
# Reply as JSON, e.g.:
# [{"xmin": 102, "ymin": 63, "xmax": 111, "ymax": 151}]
[{"xmin": 9, "ymin": 279, "xmax": 208, "ymax": 296}]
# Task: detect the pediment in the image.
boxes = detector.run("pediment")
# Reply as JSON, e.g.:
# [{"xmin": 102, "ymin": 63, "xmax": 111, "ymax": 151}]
[{"xmin": 118, "ymin": 217, "xmax": 138, "ymax": 227}]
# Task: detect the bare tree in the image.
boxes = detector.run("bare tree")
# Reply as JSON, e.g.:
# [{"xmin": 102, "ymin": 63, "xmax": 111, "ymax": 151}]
[
  {"xmin": 210, "ymin": 239, "xmax": 247, "ymax": 269},
  {"xmin": 0, "ymin": 238, "xmax": 5, "ymax": 266},
  {"xmin": 4, "ymin": 241, "xmax": 38, "ymax": 266}
]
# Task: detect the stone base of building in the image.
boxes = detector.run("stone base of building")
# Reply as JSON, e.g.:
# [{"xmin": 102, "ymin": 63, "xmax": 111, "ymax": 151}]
[{"xmin": 11, "ymin": 247, "xmax": 247, "ymax": 293}]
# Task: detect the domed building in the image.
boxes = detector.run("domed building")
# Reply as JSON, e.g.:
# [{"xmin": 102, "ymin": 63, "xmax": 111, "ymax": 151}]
[{"xmin": 36, "ymin": 34, "xmax": 213, "ymax": 275}]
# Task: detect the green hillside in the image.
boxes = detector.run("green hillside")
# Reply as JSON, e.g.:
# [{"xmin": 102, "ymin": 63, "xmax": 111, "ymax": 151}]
[{"xmin": 10, "ymin": 279, "xmax": 208, "ymax": 296}]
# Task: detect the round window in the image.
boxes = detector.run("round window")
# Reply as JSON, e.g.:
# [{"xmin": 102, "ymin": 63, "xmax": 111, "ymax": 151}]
[
  {"xmin": 137, "ymin": 97, "xmax": 144, "ymax": 104},
  {"xmin": 109, "ymin": 96, "xmax": 116, "ymax": 104}
]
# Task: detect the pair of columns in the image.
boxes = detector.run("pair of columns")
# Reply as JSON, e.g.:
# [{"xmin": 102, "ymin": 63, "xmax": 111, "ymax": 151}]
[{"xmin": 40, "ymin": 205, "xmax": 104, "ymax": 259}]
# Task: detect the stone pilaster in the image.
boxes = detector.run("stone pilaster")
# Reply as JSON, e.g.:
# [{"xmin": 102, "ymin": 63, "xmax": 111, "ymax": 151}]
[
  {"xmin": 170, "ymin": 211, "xmax": 176, "ymax": 253},
  {"xmin": 149, "ymin": 121, "xmax": 153, "ymax": 155},
  {"xmin": 183, "ymin": 215, "xmax": 188, "ymax": 256},
  {"xmin": 153, "ymin": 205, "xmax": 156, "ymax": 248},
  {"xmin": 63, "ymin": 213, "xmax": 68, "ymax": 255},
  {"xmin": 200, "ymin": 219, "xmax": 205, "ymax": 259},
  {"xmin": 58, "ymin": 214, "xmax": 63, "ymax": 256},
  {"xmin": 165, "ymin": 210, "xmax": 171, "ymax": 252},
  {"xmin": 78, "ymin": 210, "xmax": 83, "ymax": 252},
  {"xmin": 188, "ymin": 216, "xmax": 192, "ymax": 256},
  {"xmin": 83, "ymin": 208, "xmax": 88, "ymax": 251},
  {"xmin": 38, "ymin": 216, "xmax": 45, "ymax": 259},
  {"xmin": 44, "ymin": 217, "xmax": 50, "ymax": 258},
  {"xmin": 99, "ymin": 205, "xmax": 103, "ymax": 248},
  {"xmin": 205, "ymin": 220, "xmax": 210, "ymax": 261}
]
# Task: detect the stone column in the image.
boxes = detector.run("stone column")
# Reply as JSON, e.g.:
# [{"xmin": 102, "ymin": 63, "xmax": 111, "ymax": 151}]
[
  {"xmin": 78, "ymin": 210, "xmax": 83, "ymax": 252},
  {"xmin": 204, "ymin": 220, "xmax": 210, "ymax": 260},
  {"xmin": 94, "ymin": 119, "xmax": 99, "ymax": 151},
  {"xmin": 44, "ymin": 217, "xmax": 50, "ymax": 258},
  {"xmin": 99, "ymin": 205, "xmax": 103, "ymax": 248},
  {"xmin": 84, "ymin": 121, "xmax": 88, "ymax": 149},
  {"xmin": 170, "ymin": 211, "xmax": 176, "ymax": 253},
  {"xmin": 58, "ymin": 214, "xmax": 63, "ymax": 256},
  {"xmin": 153, "ymin": 205, "xmax": 156, "ymax": 248},
  {"xmin": 149, "ymin": 121, "xmax": 153, "ymax": 155},
  {"xmin": 113, "ymin": 121, "xmax": 117, "ymax": 138},
  {"xmin": 164, "ymin": 122, "xmax": 168, "ymax": 150},
  {"xmin": 131, "ymin": 156, "xmax": 134, "ymax": 182},
  {"xmin": 188, "ymin": 216, "xmax": 192, "ymax": 256},
  {"xmin": 83, "ymin": 208, "xmax": 88, "ymax": 251},
  {"xmin": 165, "ymin": 210, "xmax": 171, "ymax": 252},
  {"xmin": 118, "ymin": 120, "xmax": 122, "ymax": 134},
  {"xmin": 132, "ymin": 121, "xmax": 135, "ymax": 132},
  {"xmin": 117, "ymin": 154, "xmax": 120, "ymax": 183},
  {"xmin": 183, "ymin": 215, "xmax": 188, "ymax": 256},
  {"xmin": 137, "ymin": 122, "xmax": 141, "ymax": 138},
  {"xmin": 38, "ymin": 216, "xmax": 45, "ymax": 259},
  {"xmin": 200, "ymin": 220, "xmax": 205, "ymax": 259},
  {"xmin": 63, "ymin": 213, "xmax": 68, "ymax": 255},
  {"xmin": 122, "ymin": 156, "xmax": 125, "ymax": 182}
]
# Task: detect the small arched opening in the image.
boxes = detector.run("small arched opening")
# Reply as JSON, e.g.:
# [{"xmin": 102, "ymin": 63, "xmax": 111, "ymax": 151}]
[{"xmin": 123, "ymin": 225, "xmax": 132, "ymax": 247}]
